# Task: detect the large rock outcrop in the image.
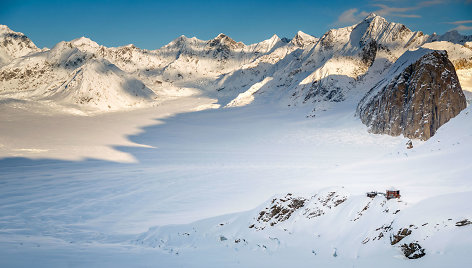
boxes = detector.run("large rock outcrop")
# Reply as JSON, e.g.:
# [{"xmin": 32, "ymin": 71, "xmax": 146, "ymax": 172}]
[{"xmin": 357, "ymin": 49, "xmax": 466, "ymax": 140}]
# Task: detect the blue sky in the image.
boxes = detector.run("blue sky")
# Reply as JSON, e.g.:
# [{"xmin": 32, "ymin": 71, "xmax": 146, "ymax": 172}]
[{"xmin": 1, "ymin": 0, "xmax": 471, "ymax": 50}]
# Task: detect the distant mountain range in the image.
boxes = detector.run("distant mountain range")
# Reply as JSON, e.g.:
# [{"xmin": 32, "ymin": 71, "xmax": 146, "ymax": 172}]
[{"xmin": 1, "ymin": 13, "xmax": 471, "ymax": 139}]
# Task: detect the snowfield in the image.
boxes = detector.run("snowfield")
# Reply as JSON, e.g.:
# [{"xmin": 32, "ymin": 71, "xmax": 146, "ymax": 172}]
[{"xmin": 0, "ymin": 98, "xmax": 471, "ymax": 267}]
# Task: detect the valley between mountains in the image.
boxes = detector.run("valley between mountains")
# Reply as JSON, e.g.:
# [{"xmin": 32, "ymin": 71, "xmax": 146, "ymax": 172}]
[{"xmin": 0, "ymin": 13, "xmax": 471, "ymax": 267}]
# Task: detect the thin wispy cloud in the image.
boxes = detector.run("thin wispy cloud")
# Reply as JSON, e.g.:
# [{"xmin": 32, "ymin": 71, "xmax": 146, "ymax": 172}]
[
  {"xmin": 332, "ymin": 0, "xmax": 444, "ymax": 26},
  {"xmin": 372, "ymin": 4, "xmax": 422, "ymax": 18},
  {"xmin": 453, "ymin": 25, "xmax": 472, "ymax": 31},
  {"xmin": 448, "ymin": 20, "xmax": 472, "ymax": 25},
  {"xmin": 447, "ymin": 19, "xmax": 472, "ymax": 32},
  {"xmin": 331, "ymin": 9, "xmax": 372, "ymax": 26},
  {"xmin": 333, "ymin": 8, "xmax": 370, "ymax": 26}
]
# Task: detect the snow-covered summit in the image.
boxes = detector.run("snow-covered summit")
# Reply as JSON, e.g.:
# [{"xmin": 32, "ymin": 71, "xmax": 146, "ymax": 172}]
[
  {"xmin": 0, "ymin": 25, "xmax": 39, "ymax": 66},
  {"xmin": 434, "ymin": 30, "xmax": 472, "ymax": 44},
  {"xmin": 209, "ymin": 33, "xmax": 245, "ymax": 49},
  {"xmin": 290, "ymin": 31, "xmax": 318, "ymax": 48},
  {"xmin": 69, "ymin": 36, "xmax": 101, "ymax": 53},
  {"xmin": 247, "ymin": 34, "xmax": 284, "ymax": 54},
  {"xmin": 364, "ymin": 12, "xmax": 378, "ymax": 20},
  {"xmin": 347, "ymin": 13, "xmax": 418, "ymax": 54}
]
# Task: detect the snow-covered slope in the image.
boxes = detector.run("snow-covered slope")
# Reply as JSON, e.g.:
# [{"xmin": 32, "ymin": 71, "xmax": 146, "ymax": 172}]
[
  {"xmin": 135, "ymin": 188, "xmax": 472, "ymax": 264},
  {"xmin": 2, "ymin": 97, "xmax": 472, "ymax": 267},
  {"xmin": 120, "ymin": 104, "xmax": 472, "ymax": 265}
]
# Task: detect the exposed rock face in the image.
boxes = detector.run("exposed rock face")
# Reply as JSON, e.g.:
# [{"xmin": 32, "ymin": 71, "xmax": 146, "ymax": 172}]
[
  {"xmin": 390, "ymin": 228, "xmax": 412, "ymax": 245},
  {"xmin": 250, "ymin": 190, "xmax": 348, "ymax": 230},
  {"xmin": 357, "ymin": 50, "xmax": 466, "ymax": 140},
  {"xmin": 401, "ymin": 243, "xmax": 426, "ymax": 259},
  {"xmin": 253, "ymin": 193, "xmax": 307, "ymax": 230},
  {"xmin": 456, "ymin": 219, "xmax": 472, "ymax": 226},
  {"xmin": 361, "ymin": 40, "xmax": 378, "ymax": 67},
  {"xmin": 207, "ymin": 34, "xmax": 245, "ymax": 60}
]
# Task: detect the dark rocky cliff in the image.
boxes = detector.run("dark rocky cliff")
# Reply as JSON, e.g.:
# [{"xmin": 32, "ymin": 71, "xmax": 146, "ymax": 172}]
[{"xmin": 357, "ymin": 50, "xmax": 466, "ymax": 140}]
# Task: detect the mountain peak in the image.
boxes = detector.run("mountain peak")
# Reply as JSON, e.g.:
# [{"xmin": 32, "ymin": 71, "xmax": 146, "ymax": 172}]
[
  {"xmin": 214, "ymin": 33, "xmax": 228, "ymax": 40},
  {"xmin": 441, "ymin": 30, "xmax": 461, "ymax": 39},
  {"xmin": 295, "ymin": 31, "xmax": 314, "ymax": 39},
  {"xmin": 0, "ymin": 25, "xmax": 35, "ymax": 41},
  {"xmin": 0, "ymin": 24, "xmax": 39, "ymax": 64},
  {"xmin": 436, "ymin": 30, "xmax": 472, "ymax": 44},
  {"xmin": 123, "ymin": 44, "xmax": 137, "ymax": 48},
  {"xmin": 257, "ymin": 34, "xmax": 280, "ymax": 46},
  {"xmin": 209, "ymin": 33, "xmax": 245, "ymax": 49},
  {"xmin": 70, "ymin": 37, "xmax": 100, "ymax": 48},
  {"xmin": 0, "ymin": 25, "xmax": 13, "ymax": 33},
  {"xmin": 362, "ymin": 13, "xmax": 388, "ymax": 25},
  {"xmin": 291, "ymin": 31, "xmax": 317, "ymax": 48},
  {"xmin": 68, "ymin": 37, "xmax": 100, "ymax": 54},
  {"xmin": 345, "ymin": 12, "xmax": 412, "ymax": 49},
  {"xmin": 212, "ymin": 33, "xmax": 239, "ymax": 44},
  {"xmin": 364, "ymin": 13, "xmax": 378, "ymax": 20},
  {"xmin": 269, "ymin": 34, "xmax": 280, "ymax": 41},
  {"xmin": 163, "ymin": 35, "xmax": 193, "ymax": 49}
]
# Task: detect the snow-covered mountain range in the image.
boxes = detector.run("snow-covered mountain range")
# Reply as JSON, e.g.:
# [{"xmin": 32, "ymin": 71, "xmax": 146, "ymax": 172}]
[{"xmin": 1, "ymin": 13, "xmax": 471, "ymax": 135}]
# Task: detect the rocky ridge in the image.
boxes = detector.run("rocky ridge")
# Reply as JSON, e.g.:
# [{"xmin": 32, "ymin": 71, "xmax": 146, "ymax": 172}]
[{"xmin": 134, "ymin": 188, "xmax": 472, "ymax": 261}]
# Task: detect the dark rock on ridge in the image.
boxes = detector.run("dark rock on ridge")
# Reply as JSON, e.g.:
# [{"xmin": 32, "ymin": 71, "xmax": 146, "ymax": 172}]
[{"xmin": 401, "ymin": 242, "xmax": 426, "ymax": 259}]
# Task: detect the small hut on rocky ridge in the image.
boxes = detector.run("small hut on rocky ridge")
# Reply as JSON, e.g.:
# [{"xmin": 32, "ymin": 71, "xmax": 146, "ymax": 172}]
[{"xmin": 386, "ymin": 187, "xmax": 400, "ymax": 199}]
